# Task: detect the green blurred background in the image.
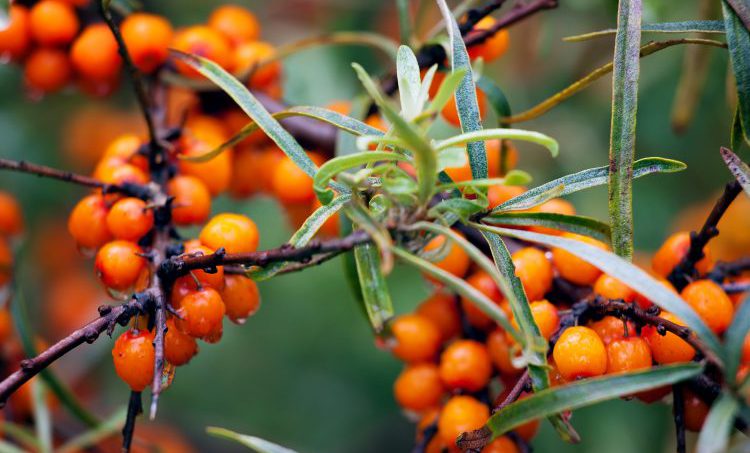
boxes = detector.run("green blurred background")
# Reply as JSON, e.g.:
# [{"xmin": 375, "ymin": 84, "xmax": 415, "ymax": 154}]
[{"xmin": 0, "ymin": 0, "xmax": 741, "ymax": 451}]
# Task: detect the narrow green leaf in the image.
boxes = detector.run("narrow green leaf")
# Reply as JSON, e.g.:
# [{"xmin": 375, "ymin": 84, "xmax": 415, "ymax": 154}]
[
  {"xmin": 31, "ymin": 380, "xmax": 52, "ymax": 453},
  {"xmin": 426, "ymin": 69, "xmax": 467, "ymax": 114},
  {"xmin": 478, "ymin": 364, "xmax": 702, "ymax": 440},
  {"xmin": 563, "ymin": 20, "xmax": 725, "ymax": 42},
  {"xmin": 353, "ymin": 244, "xmax": 394, "ymax": 335},
  {"xmin": 484, "ymin": 212, "xmax": 612, "ymax": 243},
  {"xmin": 397, "ymin": 45, "xmax": 423, "ymax": 120},
  {"xmin": 396, "ymin": 0, "xmax": 412, "ymax": 44},
  {"xmin": 723, "ymin": 2, "xmax": 750, "ymax": 144},
  {"xmin": 0, "ymin": 422, "xmax": 39, "ymax": 451},
  {"xmin": 437, "ymin": 172, "xmax": 532, "ymax": 190},
  {"xmin": 428, "ymin": 197, "xmax": 487, "ymax": 221},
  {"xmin": 494, "ymin": 157, "xmax": 686, "ymax": 213},
  {"xmin": 725, "ymin": 286, "xmax": 750, "ymax": 386},
  {"xmin": 475, "ymin": 225, "xmax": 724, "ymax": 363},
  {"xmin": 0, "ymin": 440, "xmax": 25, "ymax": 453},
  {"xmin": 57, "ymin": 407, "xmax": 128, "ymax": 453},
  {"xmin": 435, "ymin": 128, "xmax": 559, "ymax": 157},
  {"xmin": 477, "ymin": 76, "xmax": 513, "ymax": 123},
  {"xmin": 207, "ymin": 427, "xmax": 298, "ymax": 453},
  {"xmin": 731, "ymin": 106, "xmax": 747, "ymax": 151},
  {"xmin": 695, "ymin": 393, "xmax": 739, "ymax": 453},
  {"xmin": 314, "ymin": 152, "xmax": 407, "ymax": 204},
  {"xmin": 0, "ymin": 0, "xmax": 10, "ymax": 30},
  {"xmin": 725, "ymin": 0, "xmax": 750, "ymax": 31},
  {"xmin": 436, "ymin": 0, "xmax": 488, "ymax": 180},
  {"xmin": 720, "ymin": 147, "xmax": 750, "ymax": 197}
]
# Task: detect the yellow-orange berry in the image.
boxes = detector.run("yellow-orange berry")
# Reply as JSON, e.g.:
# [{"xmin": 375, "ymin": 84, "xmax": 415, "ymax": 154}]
[
  {"xmin": 177, "ymin": 120, "xmax": 233, "ymax": 196},
  {"xmin": 199, "ymin": 213, "xmax": 260, "ymax": 254},
  {"xmin": 70, "ymin": 24, "xmax": 121, "ymax": 82},
  {"xmin": 416, "ymin": 292, "xmax": 461, "ymax": 341},
  {"xmin": 393, "ymin": 363, "xmax": 444, "ymax": 412},
  {"xmin": 442, "ymin": 88, "xmax": 487, "ymax": 128},
  {"xmin": 483, "ymin": 436, "xmax": 520, "ymax": 453},
  {"xmin": 95, "ymin": 241, "xmax": 147, "ymax": 291},
  {"xmin": 233, "ymin": 41, "xmax": 281, "ymax": 88},
  {"xmin": 0, "ymin": 239, "xmax": 13, "ymax": 286},
  {"xmin": 512, "ymin": 247, "xmax": 553, "ymax": 302},
  {"xmin": 467, "ymin": 18, "xmax": 510, "ymax": 62},
  {"xmin": 652, "ymin": 232, "xmax": 713, "ymax": 278},
  {"xmin": 167, "ymin": 175, "xmax": 212, "ymax": 226},
  {"xmin": 390, "ymin": 314, "xmax": 442, "ymax": 363},
  {"xmin": 588, "ymin": 316, "xmax": 636, "ymax": 345},
  {"xmin": 551, "ymin": 233, "xmax": 608, "ymax": 286},
  {"xmin": 24, "ymin": 48, "xmax": 72, "ymax": 93},
  {"xmin": 208, "ymin": 5, "xmax": 260, "ymax": 45},
  {"xmin": 515, "ymin": 299, "xmax": 559, "ymax": 340},
  {"xmin": 0, "ymin": 191, "xmax": 23, "ymax": 237},
  {"xmin": 106, "ymin": 197, "xmax": 154, "ymax": 241},
  {"xmin": 423, "ymin": 233, "xmax": 471, "ymax": 281},
  {"xmin": 593, "ymin": 274, "xmax": 636, "ymax": 302},
  {"xmin": 527, "ymin": 198, "xmax": 576, "ymax": 235},
  {"xmin": 437, "ymin": 395, "xmax": 489, "ymax": 447},
  {"xmin": 121, "ymin": 13, "xmax": 173, "ymax": 73},
  {"xmin": 680, "ymin": 279, "xmax": 734, "ymax": 334},
  {"xmin": 0, "ymin": 5, "xmax": 31, "ymax": 61},
  {"xmin": 439, "ymin": 340, "xmax": 492, "ymax": 392},
  {"xmin": 68, "ymin": 194, "xmax": 113, "ymax": 250},
  {"xmin": 180, "ymin": 241, "xmax": 225, "ymax": 289},
  {"xmin": 164, "ymin": 318, "xmax": 198, "ymax": 366},
  {"xmin": 29, "ymin": 0, "xmax": 79, "ymax": 47},
  {"xmin": 487, "ymin": 328, "xmax": 521, "ymax": 375},
  {"xmin": 552, "ymin": 326, "xmax": 607, "ymax": 381},
  {"xmin": 606, "ymin": 336, "xmax": 652, "ymax": 374},
  {"xmin": 642, "ymin": 312, "xmax": 696, "ymax": 364},
  {"xmin": 270, "ymin": 153, "xmax": 324, "ymax": 205},
  {"xmin": 683, "ymin": 390, "xmax": 710, "ymax": 432},
  {"xmin": 488, "ymin": 185, "xmax": 525, "ymax": 209},
  {"xmin": 112, "ymin": 329, "xmax": 154, "ymax": 391},
  {"xmin": 221, "ymin": 274, "xmax": 260, "ymax": 323},
  {"xmin": 175, "ymin": 287, "xmax": 226, "ymax": 339},
  {"xmin": 172, "ymin": 26, "xmax": 233, "ymax": 77},
  {"xmin": 461, "ymin": 271, "xmax": 503, "ymax": 330}
]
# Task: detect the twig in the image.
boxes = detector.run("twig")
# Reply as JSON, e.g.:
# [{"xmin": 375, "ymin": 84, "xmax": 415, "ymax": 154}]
[
  {"xmin": 493, "ymin": 370, "xmax": 530, "ymax": 413},
  {"xmin": 723, "ymin": 281, "xmax": 750, "ymax": 294},
  {"xmin": 411, "ymin": 420, "xmax": 438, "ymax": 453},
  {"xmin": 459, "ymin": 0, "xmax": 509, "ymax": 34},
  {"xmin": 122, "ymin": 391, "xmax": 142, "ymax": 453},
  {"xmin": 709, "ymin": 257, "xmax": 750, "ymax": 281},
  {"xmin": 672, "ymin": 384, "xmax": 686, "ymax": 453}
]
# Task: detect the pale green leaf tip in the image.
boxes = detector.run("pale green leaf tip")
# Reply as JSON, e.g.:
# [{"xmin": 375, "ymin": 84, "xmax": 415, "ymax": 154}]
[
  {"xmin": 315, "ymin": 189, "xmax": 335, "ymax": 206},
  {"xmin": 505, "ymin": 170, "xmax": 532, "ymax": 186}
]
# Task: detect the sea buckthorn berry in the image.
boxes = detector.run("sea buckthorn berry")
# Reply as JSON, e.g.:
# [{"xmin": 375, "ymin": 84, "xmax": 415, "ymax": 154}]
[
  {"xmin": 416, "ymin": 292, "xmax": 461, "ymax": 341},
  {"xmin": 416, "ymin": 409, "xmax": 439, "ymax": 441},
  {"xmin": 633, "ymin": 278, "xmax": 676, "ymax": 310},
  {"xmin": 743, "ymin": 333, "xmax": 750, "ymax": 364},
  {"xmin": 442, "ymin": 87, "xmax": 487, "ymax": 128},
  {"xmin": 70, "ymin": 24, "xmax": 122, "ymax": 82},
  {"xmin": 593, "ymin": 274, "xmax": 636, "ymax": 302},
  {"xmin": 121, "ymin": 13, "xmax": 173, "ymax": 73},
  {"xmin": 175, "ymin": 287, "xmax": 226, "ymax": 339},
  {"xmin": 208, "ymin": 5, "xmax": 260, "ymax": 45},
  {"xmin": 552, "ymin": 326, "xmax": 607, "ymax": 381},
  {"xmin": 588, "ymin": 316, "xmax": 635, "ymax": 345},
  {"xmin": 437, "ymin": 395, "xmax": 489, "ymax": 447},
  {"xmin": 439, "ymin": 340, "xmax": 492, "ymax": 392},
  {"xmin": 423, "ymin": 233, "xmax": 471, "ymax": 281},
  {"xmin": 164, "ymin": 318, "xmax": 198, "ymax": 366},
  {"xmin": 0, "ymin": 308, "xmax": 13, "ymax": 343},
  {"xmin": 172, "ymin": 26, "xmax": 233, "ymax": 77},
  {"xmin": 483, "ymin": 436, "xmax": 520, "ymax": 453},
  {"xmin": 106, "ymin": 198, "xmax": 154, "ymax": 241},
  {"xmin": 0, "ymin": 191, "xmax": 23, "ymax": 236},
  {"xmin": 683, "ymin": 390, "xmax": 709, "ymax": 432},
  {"xmin": 102, "ymin": 134, "xmax": 148, "ymax": 171},
  {"xmin": 461, "ymin": 271, "xmax": 503, "ymax": 330},
  {"xmin": 111, "ymin": 329, "xmax": 155, "ymax": 391},
  {"xmin": 199, "ymin": 213, "xmax": 260, "ymax": 254},
  {"xmin": 680, "ymin": 279, "xmax": 734, "ymax": 334},
  {"xmin": 178, "ymin": 134, "xmax": 233, "ymax": 196},
  {"xmin": 393, "ymin": 363, "xmax": 444, "ymax": 412},
  {"xmin": 389, "ymin": 314, "xmax": 442, "ymax": 363},
  {"xmin": 515, "ymin": 300, "xmax": 559, "ymax": 340},
  {"xmin": 512, "ymin": 247, "xmax": 553, "ymax": 301},
  {"xmin": 488, "ymin": 185, "xmax": 525, "ymax": 209},
  {"xmin": 94, "ymin": 240, "xmax": 147, "ymax": 291},
  {"xmin": 467, "ymin": 17, "xmax": 510, "ymax": 62},
  {"xmin": 444, "ymin": 139, "xmax": 503, "ymax": 183},
  {"xmin": 29, "ymin": 0, "xmax": 79, "ymax": 47},
  {"xmin": 24, "ymin": 48, "xmax": 72, "ymax": 93},
  {"xmin": 229, "ymin": 147, "xmax": 264, "ymax": 198},
  {"xmin": 642, "ymin": 312, "xmax": 696, "ymax": 364},
  {"xmin": 487, "ymin": 328, "xmax": 521, "ymax": 375},
  {"xmin": 0, "ymin": 6, "xmax": 31, "ymax": 61},
  {"xmin": 606, "ymin": 336, "xmax": 652, "ymax": 374},
  {"xmin": 0, "ymin": 239, "xmax": 13, "ymax": 286},
  {"xmin": 177, "ymin": 243, "xmax": 225, "ymax": 290},
  {"xmin": 68, "ymin": 194, "xmax": 112, "ymax": 250},
  {"xmin": 528, "ymin": 198, "xmax": 576, "ymax": 235},
  {"xmin": 652, "ymin": 231, "xmax": 713, "ymax": 278},
  {"xmin": 221, "ymin": 274, "xmax": 261, "ymax": 323},
  {"xmin": 167, "ymin": 175, "xmax": 212, "ymax": 226},
  {"xmin": 95, "ymin": 159, "xmax": 149, "ymax": 186},
  {"xmin": 270, "ymin": 152, "xmax": 324, "ymax": 204},
  {"xmin": 234, "ymin": 41, "xmax": 281, "ymax": 88},
  {"xmin": 551, "ymin": 233, "xmax": 608, "ymax": 286}
]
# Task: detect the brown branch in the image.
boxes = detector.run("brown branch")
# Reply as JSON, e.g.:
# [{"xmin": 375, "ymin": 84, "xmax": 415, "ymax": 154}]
[
  {"xmin": 122, "ymin": 391, "xmax": 142, "ymax": 452},
  {"xmin": 493, "ymin": 370, "xmax": 530, "ymax": 414},
  {"xmin": 709, "ymin": 257, "xmax": 750, "ymax": 281},
  {"xmin": 459, "ymin": 0, "xmax": 510, "ymax": 34},
  {"xmin": 672, "ymin": 384, "xmax": 687, "ymax": 453}
]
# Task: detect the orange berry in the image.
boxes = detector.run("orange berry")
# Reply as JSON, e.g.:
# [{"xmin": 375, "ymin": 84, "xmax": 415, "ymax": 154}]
[
  {"xmin": 742, "ymin": 333, "xmax": 750, "ymax": 364},
  {"xmin": 439, "ymin": 339, "xmax": 492, "ymax": 392},
  {"xmin": 221, "ymin": 274, "xmax": 260, "ymax": 323},
  {"xmin": 444, "ymin": 138, "xmax": 502, "ymax": 183},
  {"xmin": 528, "ymin": 199, "xmax": 576, "ymax": 235},
  {"xmin": 438, "ymin": 395, "xmax": 489, "ymax": 447},
  {"xmin": 199, "ymin": 213, "xmax": 260, "ymax": 254},
  {"xmin": 94, "ymin": 240, "xmax": 147, "ymax": 291},
  {"xmin": 652, "ymin": 232, "xmax": 713, "ymax": 278},
  {"xmin": 233, "ymin": 41, "xmax": 281, "ymax": 88},
  {"xmin": 467, "ymin": 18, "xmax": 510, "ymax": 62},
  {"xmin": 442, "ymin": 88, "xmax": 487, "ymax": 128},
  {"xmin": 423, "ymin": 233, "xmax": 471, "ymax": 281},
  {"xmin": 112, "ymin": 329, "xmax": 154, "ymax": 391},
  {"xmin": 515, "ymin": 299, "xmax": 559, "ymax": 340},
  {"xmin": 593, "ymin": 274, "xmax": 636, "ymax": 302},
  {"xmin": 588, "ymin": 316, "xmax": 636, "ymax": 345},
  {"xmin": 177, "ymin": 119, "xmax": 233, "ymax": 196},
  {"xmin": 551, "ymin": 233, "xmax": 608, "ymax": 286},
  {"xmin": 0, "ymin": 308, "xmax": 13, "ymax": 343},
  {"xmin": 487, "ymin": 328, "xmax": 521, "ymax": 375},
  {"xmin": 24, "ymin": 48, "xmax": 72, "ymax": 93},
  {"xmin": 683, "ymin": 390, "xmax": 709, "ymax": 432},
  {"xmin": 390, "ymin": 314, "xmax": 442, "ymax": 363},
  {"xmin": 164, "ymin": 318, "xmax": 198, "ymax": 366},
  {"xmin": 461, "ymin": 271, "xmax": 503, "ymax": 330},
  {"xmin": 102, "ymin": 134, "xmax": 148, "ymax": 172},
  {"xmin": 552, "ymin": 326, "xmax": 607, "ymax": 381},
  {"xmin": 121, "ymin": 13, "xmax": 173, "ymax": 73},
  {"xmin": 416, "ymin": 292, "xmax": 461, "ymax": 341},
  {"xmin": 172, "ymin": 26, "xmax": 233, "ymax": 77},
  {"xmin": 0, "ymin": 5, "xmax": 31, "ymax": 61},
  {"xmin": 0, "ymin": 238, "xmax": 12, "ymax": 286},
  {"xmin": 680, "ymin": 279, "xmax": 734, "ymax": 334},
  {"xmin": 94, "ymin": 159, "xmax": 149, "ymax": 186},
  {"xmin": 606, "ymin": 336, "xmax": 652, "ymax": 374},
  {"xmin": 29, "ymin": 0, "xmax": 79, "ymax": 47},
  {"xmin": 393, "ymin": 363, "xmax": 444, "ymax": 412},
  {"xmin": 208, "ymin": 5, "xmax": 260, "ymax": 45},
  {"xmin": 0, "ymin": 192, "xmax": 23, "ymax": 236},
  {"xmin": 180, "ymin": 242, "xmax": 225, "ymax": 290},
  {"xmin": 175, "ymin": 287, "xmax": 226, "ymax": 339},
  {"xmin": 642, "ymin": 312, "xmax": 696, "ymax": 364},
  {"xmin": 633, "ymin": 278, "xmax": 676, "ymax": 310},
  {"xmin": 512, "ymin": 247, "xmax": 553, "ymax": 302},
  {"xmin": 68, "ymin": 194, "xmax": 112, "ymax": 249},
  {"xmin": 167, "ymin": 175, "xmax": 212, "ymax": 226},
  {"xmin": 488, "ymin": 185, "xmax": 525, "ymax": 209},
  {"xmin": 270, "ymin": 153, "xmax": 324, "ymax": 204},
  {"xmin": 70, "ymin": 24, "xmax": 121, "ymax": 82},
  {"xmin": 229, "ymin": 147, "xmax": 264, "ymax": 198},
  {"xmin": 106, "ymin": 197, "xmax": 154, "ymax": 241},
  {"xmin": 483, "ymin": 436, "xmax": 520, "ymax": 453},
  {"xmin": 326, "ymin": 100, "xmax": 351, "ymax": 115}
]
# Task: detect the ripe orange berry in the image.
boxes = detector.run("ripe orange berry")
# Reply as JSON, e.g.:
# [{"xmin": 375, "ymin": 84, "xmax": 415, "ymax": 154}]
[
  {"xmin": 179, "ymin": 242, "xmax": 225, "ymax": 289},
  {"xmin": 642, "ymin": 312, "xmax": 696, "ymax": 364},
  {"xmin": 175, "ymin": 287, "xmax": 226, "ymax": 339},
  {"xmin": 208, "ymin": 5, "xmax": 260, "ymax": 45},
  {"xmin": 423, "ymin": 233, "xmax": 471, "ymax": 281},
  {"xmin": 443, "ymin": 138, "xmax": 502, "ymax": 183},
  {"xmin": 68, "ymin": 194, "xmax": 113, "ymax": 250},
  {"xmin": 680, "ymin": 279, "xmax": 734, "ymax": 334},
  {"xmin": 94, "ymin": 159, "xmax": 149, "ymax": 186},
  {"xmin": 461, "ymin": 271, "xmax": 503, "ymax": 330},
  {"xmin": 483, "ymin": 436, "xmax": 520, "ymax": 453},
  {"xmin": 593, "ymin": 274, "xmax": 636, "ymax": 302},
  {"xmin": 0, "ymin": 5, "xmax": 31, "ymax": 61},
  {"xmin": 164, "ymin": 318, "xmax": 198, "ymax": 366},
  {"xmin": 488, "ymin": 185, "xmax": 525, "ymax": 209},
  {"xmin": 172, "ymin": 26, "xmax": 233, "ymax": 77},
  {"xmin": 393, "ymin": 363, "xmax": 444, "ymax": 412},
  {"xmin": 229, "ymin": 147, "xmax": 264, "ymax": 198},
  {"xmin": 552, "ymin": 326, "xmax": 607, "ymax": 381},
  {"xmin": 167, "ymin": 175, "xmax": 212, "ymax": 226},
  {"xmin": 742, "ymin": 333, "xmax": 750, "ymax": 364},
  {"xmin": 0, "ymin": 191, "xmax": 23, "ymax": 237},
  {"xmin": 0, "ymin": 308, "xmax": 13, "ymax": 344},
  {"xmin": 178, "ymin": 129, "xmax": 233, "ymax": 196},
  {"xmin": 439, "ymin": 339, "xmax": 492, "ymax": 391},
  {"xmin": 437, "ymin": 395, "xmax": 489, "ymax": 447},
  {"xmin": 101, "ymin": 134, "xmax": 148, "ymax": 172},
  {"xmin": 94, "ymin": 240, "xmax": 147, "ymax": 291},
  {"xmin": 467, "ymin": 18, "xmax": 510, "ymax": 62},
  {"xmin": 199, "ymin": 213, "xmax": 260, "ymax": 254},
  {"xmin": 24, "ymin": 48, "xmax": 72, "ymax": 93},
  {"xmin": 633, "ymin": 278, "xmax": 676, "ymax": 310},
  {"xmin": 121, "ymin": 13, "xmax": 173, "ymax": 73},
  {"xmin": 416, "ymin": 292, "xmax": 461, "ymax": 341},
  {"xmin": 528, "ymin": 198, "xmax": 576, "ymax": 235},
  {"xmin": 606, "ymin": 336, "xmax": 652, "ymax": 374},
  {"xmin": 588, "ymin": 316, "xmax": 635, "ymax": 345},
  {"xmin": 29, "ymin": 0, "xmax": 79, "ymax": 47},
  {"xmin": 516, "ymin": 299, "xmax": 559, "ymax": 340},
  {"xmin": 487, "ymin": 328, "xmax": 521, "ymax": 375},
  {"xmin": 270, "ymin": 153, "xmax": 324, "ymax": 205},
  {"xmin": 112, "ymin": 329, "xmax": 155, "ymax": 391},
  {"xmin": 70, "ymin": 24, "xmax": 122, "ymax": 82},
  {"xmin": 106, "ymin": 197, "xmax": 154, "ymax": 241},
  {"xmin": 512, "ymin": 247, "xmax": 553, "ymax": 301},
  {"xmin": 221, "ymin": 274, "xmax": 260, "ymax": 323},
  {"xmin": 390, "ymin": 314, "xmax": 442, "ymax": 363},
  {"xmin": 551, "ymin": 233, "xmax": 608, "ymax": 286},
  {"xmin": 683, "ymin": 390, "xmax": 710, "ymax": 432},
  {"xmin": 0, "ymin": 239, "xmax": 13, "ymax": 286},
  {"xmin": 233, "ymin": 41, "xmax": 281, "ymax": 88},
  {"xmin": 652, "ymin": 232, "xmax": 713, "ymax": 278},
  {"xmin": 442, "ymin": 88, "xmax": 487, "ymax": 128}
]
